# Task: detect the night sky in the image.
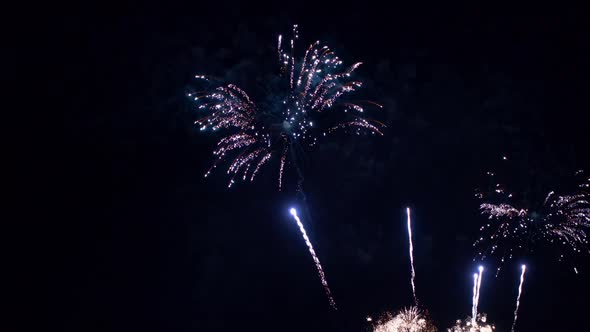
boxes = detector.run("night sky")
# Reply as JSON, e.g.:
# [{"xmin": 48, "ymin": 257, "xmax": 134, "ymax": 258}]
[{"xmin": 49, "ymin": 2, "xmax": 589, "ymax": 331}]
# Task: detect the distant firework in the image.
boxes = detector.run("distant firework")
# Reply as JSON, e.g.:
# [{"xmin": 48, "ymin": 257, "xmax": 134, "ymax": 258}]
[
  {"xmin": 373, "ymin": 306, "xmax": 437, "ymax": 332},
  {"xmin": 474, "ymin": 166, "xmax": 590, "ymax": 273},
  {"xmin": 191, "ymin": 25, "xmax": 384, "ymax": 190},
  {"xmin": 289, "ymin": 208, "xmax": 336, "ymax": 309}
]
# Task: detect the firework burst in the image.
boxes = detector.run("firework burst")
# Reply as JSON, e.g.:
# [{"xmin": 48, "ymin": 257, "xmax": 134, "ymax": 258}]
[
  {"xmin": 373, "ymin": 306, "xmax": 437, "ymax": 332},
  {"xmin": 191, "ymin": 25, "xmax": 384, "ymax": 190},
  {"xmin": 447, "ymin": 314, "xmax": 495, "ymax": 332},
  {"xmin": 474, "ymin": 168, "xmax": 590, "ymax": 273}
]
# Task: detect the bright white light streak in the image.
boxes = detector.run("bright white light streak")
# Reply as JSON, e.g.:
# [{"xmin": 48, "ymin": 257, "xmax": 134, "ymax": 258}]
[
  {"xmin": 277, "ymin": 35, "xmax": 282, "ymax": 62},
  {"xmin": 406, "ymin": 207, "xmax": 418, "ymax": 305},
  {"xmin": 511, "ymin": 265, "xmax": 527, "ymax": 332},
  {"xmin": 289, "ymin": 208, "xmax": 337, "ymax": 309},
  {"xmin": 472, "ymin": 273, "xmax": 478, "ymax": 325},
  {"xmin": 474, "ymin": 266, "xmax": 484, "ymax": 323}
]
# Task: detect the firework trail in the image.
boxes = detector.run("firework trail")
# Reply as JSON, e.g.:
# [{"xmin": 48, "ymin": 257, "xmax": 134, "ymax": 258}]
[
  {"xmin": 471, "ymin": 273, "xmax": 478, "ymax": 325},
  {"xmin": 456, "ymin": 267, "xmax": 493, "ymax": 332},
  {"xmin": 471, "ymin": 266, "xmax": 484, "ymax": 325},
  {"xmin": 192, "ymin": 25, "xmax": 384, "ymax": 191},
  {"xmin": 475, "ymin": 266, "xmax": 484, "ymax": 321},
  {"xmin": 475, "ymin": 167, "xmax": 590, "ymax": 273},
  {"xmin": 406, "ymin": 207, "xmax": 418, "ymax": 305},
  {"xmin": 289, "ymin": 208, "xmax": 336, "ymax": 309},
  {"xmin": 511, "ymin": 265, "xmax": 527, "ymax": 332}
]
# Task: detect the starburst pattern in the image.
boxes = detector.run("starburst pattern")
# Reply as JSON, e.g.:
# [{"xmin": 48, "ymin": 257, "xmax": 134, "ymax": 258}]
[
  {"xmin": 373, "ymin": 307, "xmax": 437, "ymax": 332},
  {"xmin": 191, "ymin": 25, "xmax": 384, "ymax": 190}
]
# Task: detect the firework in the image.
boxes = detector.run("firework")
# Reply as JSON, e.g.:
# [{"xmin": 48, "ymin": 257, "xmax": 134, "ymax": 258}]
[
  {"xmin": 474, "ymin": 169, "xmax": 590, "ymax": 272},
  {"xmin": 511, "ymin": 265, "xmax": 527, "ymax": 332},
  {"xmin": 289, "ymin": 208, "xmax": 336, "ymax": 309},
  {"xmin": 192, "ymin": 26, "xmax": 384, "ymax": 190},
  {"xmin": 448, "ymin": 314, "xmax": 495, "ymax": 332},
  {"xmin": 474, "ymin": 266, "xmax": 483, "ymax": 324},
  {"xmin": 406, "ymin": 207, "xmax": 418, "ymax": 305},
  {"xmin": 373, "ymin": 307, "xmax": 437, "ymax": 332},
  {"xmin": 470, "ymin": 266, "xmax": 484, "ymax": 326},
  {"xmin": 471, "ymin": 273, "xmax": 478, "ymax": 325},
  {"xmin": 451, "ymin": 267, "xmax": 493, "ymax": 332}
]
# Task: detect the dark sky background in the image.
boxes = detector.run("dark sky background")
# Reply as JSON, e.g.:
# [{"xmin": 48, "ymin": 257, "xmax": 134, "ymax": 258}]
[{"xmin": 49, "ymin": 2, "xmax": 589, "ymax": 331}]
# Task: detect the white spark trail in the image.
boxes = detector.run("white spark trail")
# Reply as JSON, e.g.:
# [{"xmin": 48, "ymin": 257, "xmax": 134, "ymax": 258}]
[
  {"xmin": 511, "ymin": 265, "xmax": 527, "ymax": 332},
  {"xmin": 474, "ymin": 266, "xmax": 484, "ymax": 324},
  {"xmin": 472, "ymin": 273, "xmax": 478, "ymax": 325},
  {"xmin": 475, "ymin": 266, "xmax": 484, "ymax": 315},
  {"xmin": 472, "ymin": 266, "xmax": 484, "ymax": 326},
  {"xmin": 277, "ymin": 35, "xmax": 282, "ymax": 62},
  {"xmin": 289, "ymin": 208, "xmax": 337, "ymax": 309},
  {"xmin": 406, "ymin": 207, "xmax": 418, "ymax": 305}
]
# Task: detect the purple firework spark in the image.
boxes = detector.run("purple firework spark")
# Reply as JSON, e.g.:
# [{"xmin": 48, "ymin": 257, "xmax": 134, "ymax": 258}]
[{"xmin": 191, "ymin": 25, "xmax": 384, "ymax": 190}]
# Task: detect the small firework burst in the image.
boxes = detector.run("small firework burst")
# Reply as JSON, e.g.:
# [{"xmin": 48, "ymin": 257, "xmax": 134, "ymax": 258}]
[
  {"xmin": 192, "ymin": 25, "xmax": 384, "ymax": 190},
  {"xmin": 447, "ymin": 314, "xmax": 495, "ymax": 332},
  {"xmin": 474, "ymin": 167, "xmax": 590, "ymax": 272},
  {"xmin": 373, "ymin": 307, "xmax": 437, "ymax": 332}
]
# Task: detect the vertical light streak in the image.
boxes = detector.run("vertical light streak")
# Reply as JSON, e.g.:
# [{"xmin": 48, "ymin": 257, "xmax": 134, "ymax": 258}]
[
  {"xmin": 472, "ymin": 273, "xmax": 478, "ymax": 325},
  {"xmin": 511, "ymin": 265, "xmax": 527, "ymax": 332},
  {"xmin": 278, "ymin": 146, "xmax": 288, "ymax": 191},
  {"xmin": 475, "ymin": 266, "xmax": 484, "ymax": 316},
  {"xmin": 473, "ymin": 265, "xmax": 484, "ymax": 325},
  {"xmin": 277, "ymin": 34, "xmax": 282, "ymax": 62},
  {"xmin": 406, "ymin": 207, "xmax": 418, "ymax": 305},
  {"xmin": 289, "ymin": 208, "xmax": 337, "ymax": 309}
]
